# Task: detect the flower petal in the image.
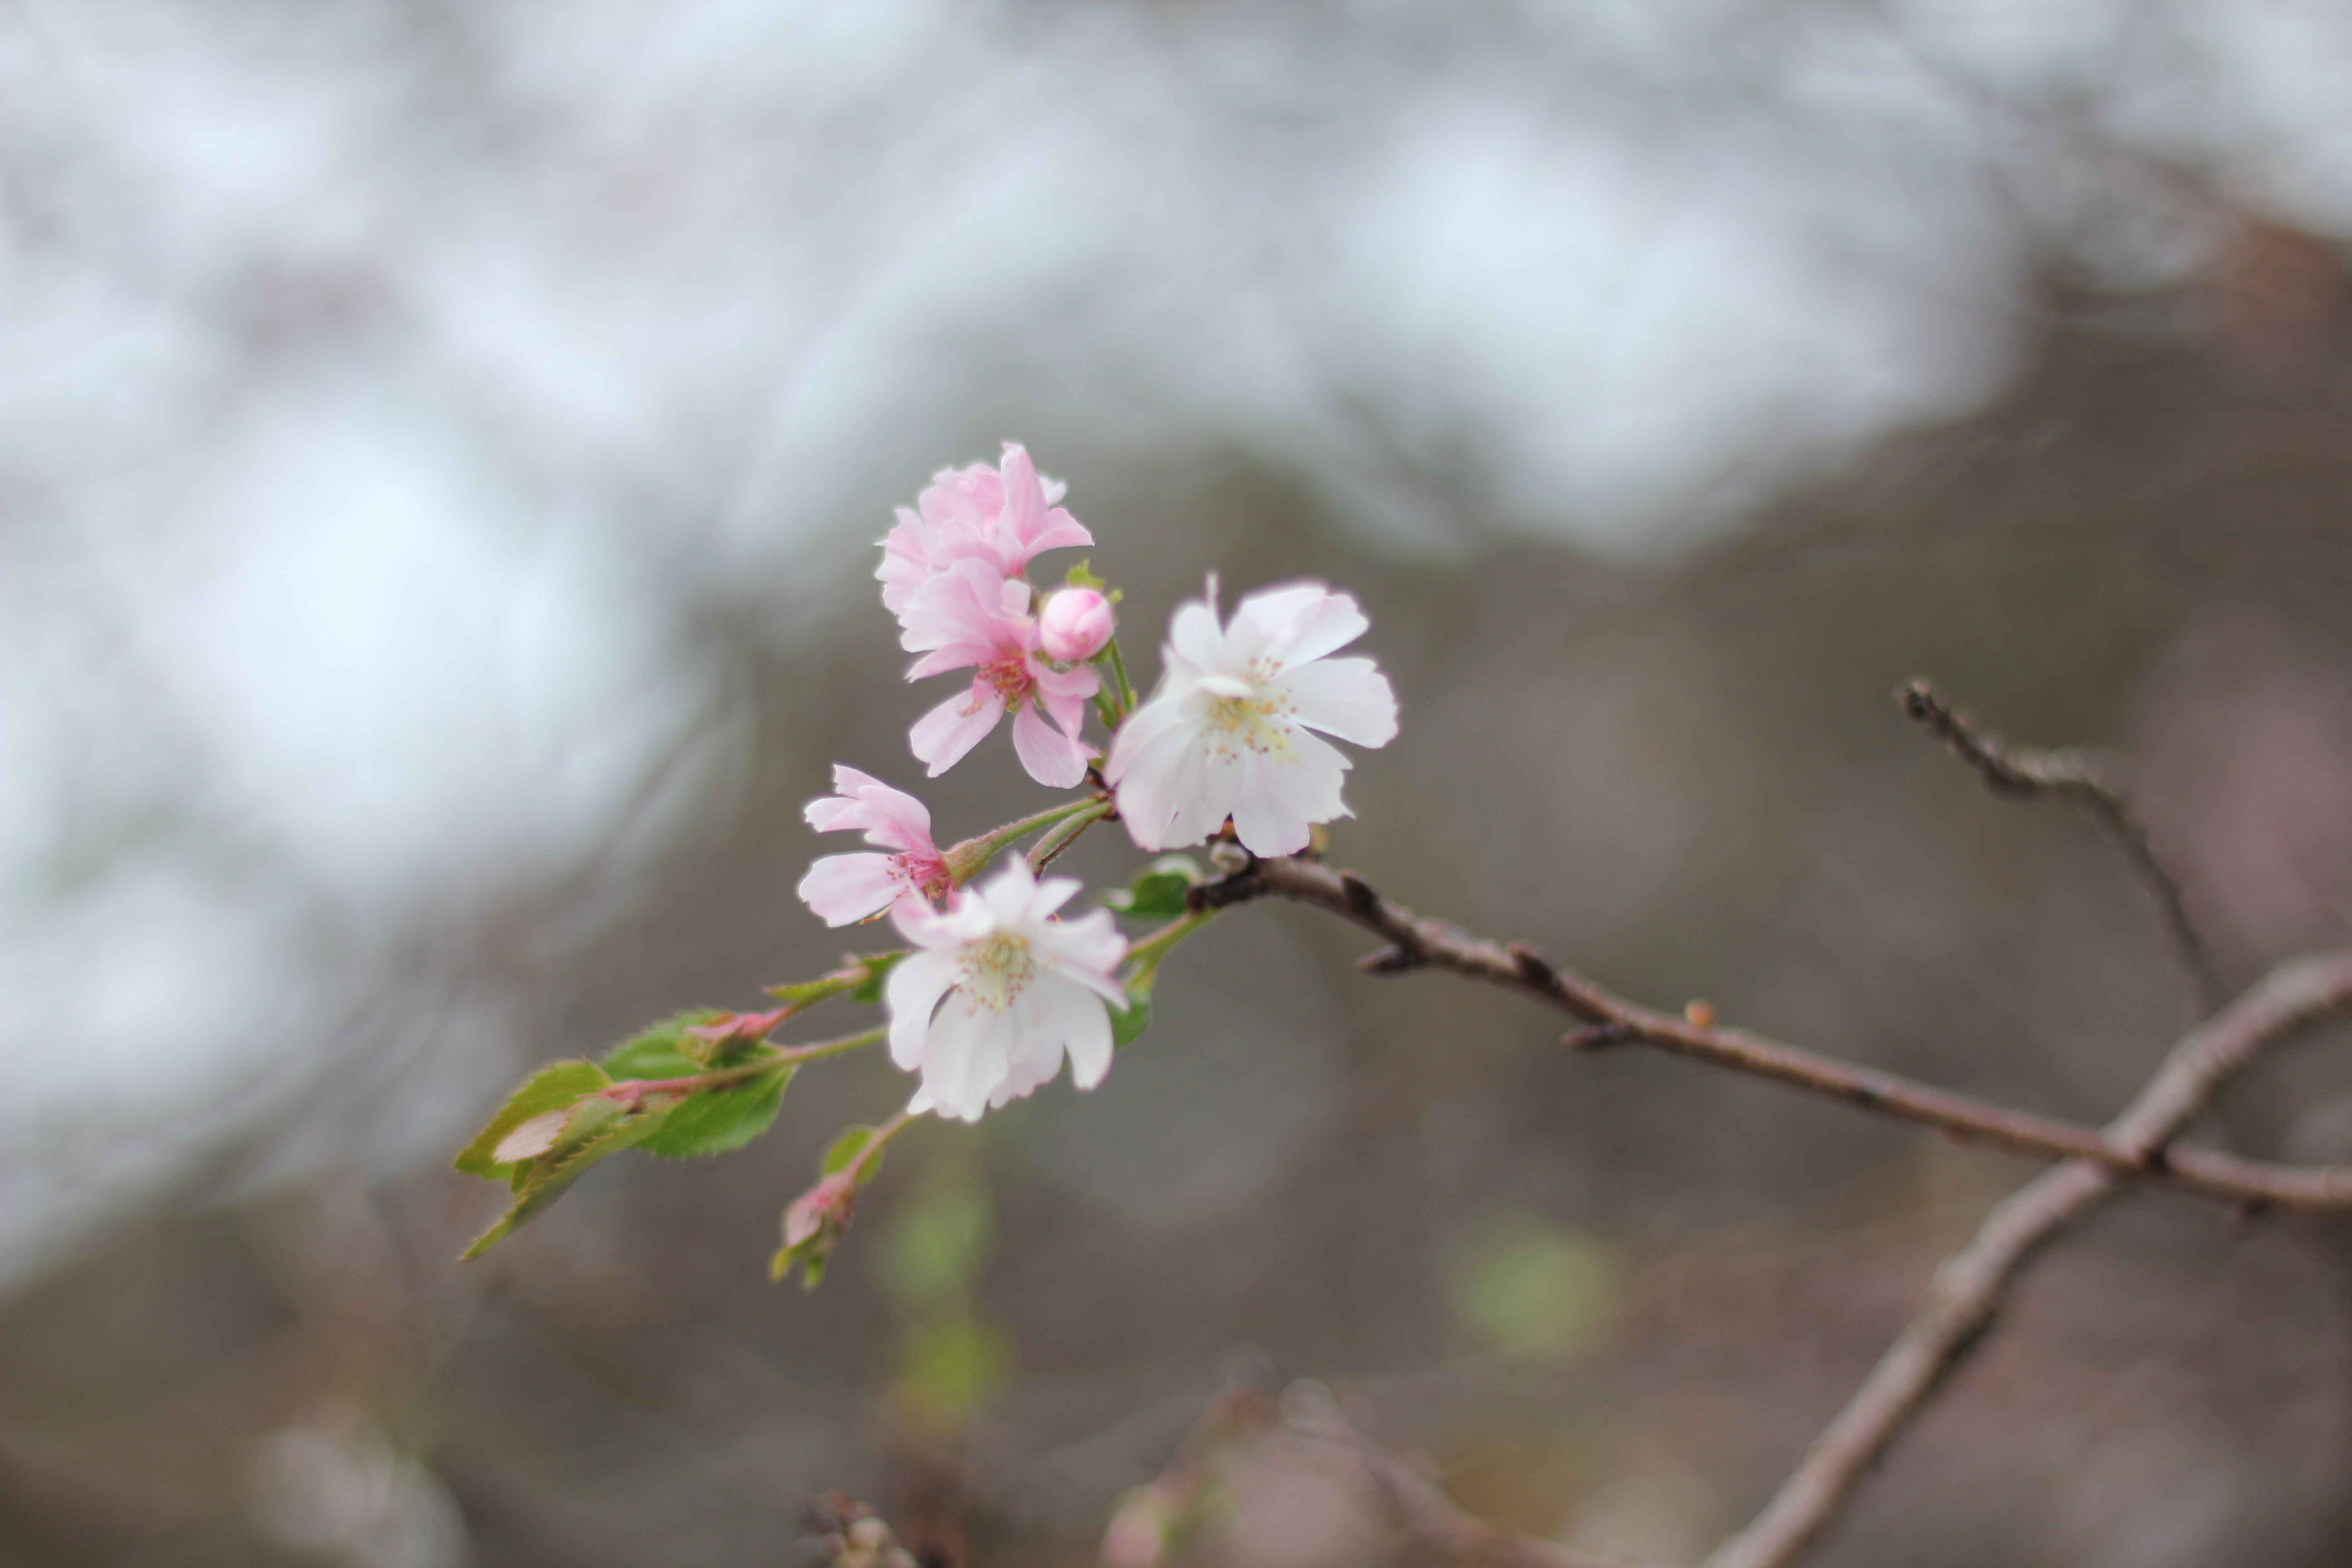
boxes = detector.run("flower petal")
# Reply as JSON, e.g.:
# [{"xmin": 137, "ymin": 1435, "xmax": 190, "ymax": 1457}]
[
  {"xmin": 910, "ymin": 681, "xmax": 1005, "ymax": 776},
  {"xmin": 1280, "ymin": 656, "xmax": 1398, "ymax": 747},
  {"xmin": 1052, "ymin": 978, "xmax": 1115, "ymax": 1090},
  {"xmin": 798, "ymin": 853, "xmax": 905, "ymax": 926},
  {"xmin": 1013, "ymin": 702, "xmax": 1093, "ymax": 788},
  {"xmin": 885, "ymin": 949, "xmax": 961, "ymax": 1071}
]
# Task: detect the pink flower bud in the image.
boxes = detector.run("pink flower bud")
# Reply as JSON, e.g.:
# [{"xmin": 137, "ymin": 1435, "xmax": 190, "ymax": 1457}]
[{"xmin": 1039, "ymin": 588, "xmax": 1114, "ymax": 663}]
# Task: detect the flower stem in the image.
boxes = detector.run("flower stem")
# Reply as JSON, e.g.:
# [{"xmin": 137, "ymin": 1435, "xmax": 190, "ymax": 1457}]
[
  {"xmin": 945, "ymin": 797, "xmax": 1103, "ymax": 886},
  {"xmin": 1121, "ymin": 908, "xmax": 1213, "ymax": 972},
  {"xmin": 1028, "ymin": 797, "xmax": 1114, "ymax": 873},
  {"xmin": 601, "ymin": 1027, "xmax": 886, "ymax": 1107},
  {"xmin": 1105, "ymin": 635, "xmax": 1138, "ymax": 717}
]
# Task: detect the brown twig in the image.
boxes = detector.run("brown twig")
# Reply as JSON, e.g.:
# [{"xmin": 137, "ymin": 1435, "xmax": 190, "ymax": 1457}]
[
  {"xmin": 1897, "ymin": 680, "xmax": 2224, "ymax": 1008},
  {"xmin": 1205, "ymin": 856, "xmax": 2352, "ymax": 1212},
  {"xmin": 1699, "ymin": 946, "xmax": 2352, "ymax": 1568}
]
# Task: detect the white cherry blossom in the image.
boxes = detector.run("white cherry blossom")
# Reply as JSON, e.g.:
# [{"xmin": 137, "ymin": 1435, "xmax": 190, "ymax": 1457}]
[
  {"xmin": 885, "ymin": 860, "xmax": 1128, "ymax": 1122},
  {"xmin": 1105, "ymin": 582, "xmax": 1398, "ymax": 856}
]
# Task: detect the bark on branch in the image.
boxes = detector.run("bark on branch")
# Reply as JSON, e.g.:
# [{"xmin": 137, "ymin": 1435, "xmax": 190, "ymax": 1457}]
[{"xmin": 1200, "ymin": 856, "xmax": 2352, "ymax": 1212}]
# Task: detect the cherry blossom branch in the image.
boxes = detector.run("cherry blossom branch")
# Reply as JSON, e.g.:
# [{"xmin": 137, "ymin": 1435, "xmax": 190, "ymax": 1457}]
[
  {"xmin": 1700, "ymin": 944, "xmax": 2352, "ymax": 1568},
  {"xmin": 1897, "ymin": 680, "xmax": 2223, "ymax": 1006},
  {"xmin": 1193, "ymin": 857, "xmax": 2352, "ymax": 1211}
]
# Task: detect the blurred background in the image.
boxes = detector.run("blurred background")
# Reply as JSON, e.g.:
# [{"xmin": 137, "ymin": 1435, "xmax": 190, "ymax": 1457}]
[{"xmin": 10, "ymin": 2, "xmax": 2352, "ymax": 1564}]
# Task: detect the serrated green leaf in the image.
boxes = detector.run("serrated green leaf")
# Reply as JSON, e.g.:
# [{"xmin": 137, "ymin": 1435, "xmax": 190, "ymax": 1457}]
[
  {"xmin": 454, "ymin": 1061, "xmax": 612, "ymax": 1180},
  {"xmin": 599, "ymin": 1011, "xmax": 721, "ymax": 1081},
  {"xmin": 637, "ymin": 1066, "xmax": 794, "ymax": 1160},
  {"xmin": 1103, "ymin": 855, "xmax": 1203, "ymax": 918},
  {"xmin": 1064, "ymin": 559, "xmax": 1105, "ymax": 592},
  {"xmin": 847, "ymin": 951, "xmax": 908, "ymax": 1005},
  {"xmin": 461, "ymin": 1107, "xmax": 668, "ymax": 1259},
  {"xmin": 515, "ymin": 1093, "xmax": 627, "ymax": 1185}
]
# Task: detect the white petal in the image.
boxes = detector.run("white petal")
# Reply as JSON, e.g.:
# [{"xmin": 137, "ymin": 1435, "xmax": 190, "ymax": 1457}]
[
  {"xmin": 1166, "ymin": 600, "xmax": 1225, "ymax": 673},
  {"xmin": 976, "ymin": 858, "xmax": 1039, "ymax": 925},
  {"xmin": 1104, "ymin": 691, "xmax": 1199, "ymax": 784},
  {"xmin": 918, "ymin": 998, "xmax": 989, "ymax": 1120},
  {"xmin": 885, "ymin": 950, "xmax": 961, "ymax": 1070},
  {"xmin": 1230, "ymin": 756, "xmax": 1313, "ymax": 856},
  {"xmin": 1267, "ymin": 729, "xmax": 1353, "ymax": 821},
  {"xmin": 1038, "ymin": 908, "xmax": 1127, "ymax": 1001},
  {"xmin": 1166, "ymin": 746, "xmax": 1243, "ymax": 848},
  {"xmin": 1281, "ymin": 657, "xmax": 1398, "ymax": 747},
  {"xmin": 1225, "ymin": 583, "xmax": 1328, "ymax": 668},
  {"xmin": 798, "ymin": 854, "xmax": 903, "ymax": 926},
  {"xmin": 1274, "ymin": 589, "xmax": 1369, "ymax": 668},
  {"xmin": 1053, "ymin": 979, "xmax": 1116, "ymax": 1090}
]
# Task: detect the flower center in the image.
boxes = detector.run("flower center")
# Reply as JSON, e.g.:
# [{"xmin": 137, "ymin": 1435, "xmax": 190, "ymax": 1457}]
[
  {"xmin": 891, "ymin": 853, "xmax": 955, "ymax": 908},
  {"xmin": 1200, "ymin": 676, "xmax": 1299, "ymax": 765},
  {"xmin": 982, "ymin": 653, "xmax": 1034, "ymax": 710},
  {"xmin": 957, "ymin": 931, "xmax": 1036, "ymax": 1012}
]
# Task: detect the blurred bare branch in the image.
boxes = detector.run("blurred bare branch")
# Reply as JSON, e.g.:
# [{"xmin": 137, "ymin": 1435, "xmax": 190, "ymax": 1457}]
[
  {"xmin": 1899, "ymin": 680, "xmax": 2224, "ymax": 1007},
  {"xmin": 1202, "ymin": 860, "xmax": 2352, "ymax": 1211},
  {"xmin": 1704, "ymin": 946, "xmax": 2352, "ymax": 1568}
]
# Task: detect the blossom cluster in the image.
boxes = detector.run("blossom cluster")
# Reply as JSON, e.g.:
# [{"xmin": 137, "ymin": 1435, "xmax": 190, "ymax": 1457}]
[{"xmin": 800, "ymin": 444, "xmax": 1399, "ymax": 1121}]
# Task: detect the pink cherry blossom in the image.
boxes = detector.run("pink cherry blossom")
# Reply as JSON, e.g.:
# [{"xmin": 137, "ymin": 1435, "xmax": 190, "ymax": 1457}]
[
  {"xmin": 1038, "ymin": 587, "xmax": 1115, "ymax": 663},
  {"xmin": 797, "ymin": 765, "xmax": 953, "ymax": 926},
  {"xmin": 886, "ymin": 858, "xmax": 1128, "ymax": 1122},
  {"xmin": 1105, "ymin": 581, "xmax": 1399, "ymax": 856},
  {"xmin": 877, "ymin": 443, "xmax": 1092, "ymax": 617},
  {"xmin": 898, "ymin": 559, "xmax": 1099, "ymax": 787}
]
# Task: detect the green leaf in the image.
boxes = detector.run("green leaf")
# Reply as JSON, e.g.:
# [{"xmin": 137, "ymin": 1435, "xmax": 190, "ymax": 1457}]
[
  {"xmin": 1102, "ymin": 855, "xmax": 1203, "ymax": 919},
  {"xmin": 453, "ymin": 1061, "xmax": 612, "ymax": 1181},
  {"xmin": 637, "ymin": 1066, "xmax": 794, "ymax": 1160},
  {"xmin": 847, "ymin": 951, "xmax": 908, "ymax": 1005},
  {"xmin": 821, "ymin": 1123, "xmax": 887, "ymax": 1183},
  {"xmin": 1110, "ymin": 989, "xmax": 1152, "ymax": 1049},
  {"xmin": 461, "ymin": 1106, "xmax": 669, "ymax": 1259},
  {"xmin": 599, "ymin": 1011, "xmax": 721, "ymax": 1081},
  {"xmin": 1064, "ymin": 559, "xmax": 1105, "ymax": 592},
  {"xmin": 775, "ymin": 1246, "xmax": 829, "ymax": 1289}
]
